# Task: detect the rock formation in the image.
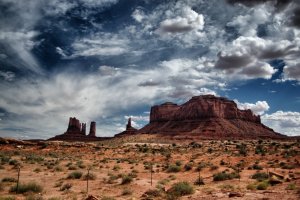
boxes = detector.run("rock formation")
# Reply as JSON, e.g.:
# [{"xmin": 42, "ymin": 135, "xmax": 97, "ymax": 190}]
[
  {"xmin": 138, "ymin": 95, "xmax": 285, "ymax": 139},
  {"xmin": 81, "ymin": 123, "xmax": 86, "ymax": 135},
  {"xmin": 115, "ymin": 117, "xmax": 138, "ymax": 137},
  {"xmin": 88, "ymin": 122, "xmax": 96, "ymax": 137},
  {"xmin": 49, "ymin": 117, "xmax": 110, "ymax": 141}
]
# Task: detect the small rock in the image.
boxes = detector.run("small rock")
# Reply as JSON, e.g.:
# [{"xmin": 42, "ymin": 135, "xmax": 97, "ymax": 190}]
[{"xmin": 269, "ymin": 175, "xmax": 283, "ymax": 185}]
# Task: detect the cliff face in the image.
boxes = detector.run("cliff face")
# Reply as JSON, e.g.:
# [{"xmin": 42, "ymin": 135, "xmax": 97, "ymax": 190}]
[
  {"xmin": 150, "ymin": 95, "xmax": 260, "ymax": 123},
  {"xmin": 139, "ymin": 95, "xmax": 284, "ymax": 139}
]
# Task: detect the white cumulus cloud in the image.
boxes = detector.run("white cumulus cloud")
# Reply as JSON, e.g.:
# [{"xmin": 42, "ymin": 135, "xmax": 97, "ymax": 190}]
[
  {"xmin": 235, "ymin": 100, "xmax": 270, "ymax": 115},
  {"xmin": 262, "ymin": 111, "xmax": 300, "ymax": 136}
]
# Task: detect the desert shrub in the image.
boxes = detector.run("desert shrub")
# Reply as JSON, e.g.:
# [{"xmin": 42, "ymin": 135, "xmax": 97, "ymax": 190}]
[
  {"xmin": 0, "ymin": 197, "xmax": 16, "ymax": 200},
  {"xmin": 2, "ymin": 177, "xmax": 17, "ymax": 182},
  {"xmin": 33, "ymin": 168, "xmax": 41, "ymax": 173},
  {"xmin": 286, "ymin": 183, "xmax": 296, "ymax": 190},
  {"xmin": 195, "ymin": 162, "xmax": 207, "ymax": 171},
  {"xmin": 207, "ymin": 148, "xmax": 213, "ymax": 153},
  {"xmin": 167, "ymin": 164, "xmax": 181, "ymax": 173},
  {"xmin": 112, "ymin": 165, "xmax": 120, "ymax": 171},
  {"xmin": 8, "ymin": 159, "xmax": 19, "ymax": 166},
  {"xmin": 220, "ymin": 160, "xmax": 226, "ymax": 165},
  {"xmin": 68, "ymin": 165, "xmax": 77, "ymax": 170},
  {"xmin": 60, "ymin": 183, "xmax": 72, "ymax": 191},
  {"xmin": 189, "ymin": 142, "xmax": 202, "ymax": 148},
  {"xmin": 9, "ymin": 182, "xmax": 43, "ymax": 193},
  {"xmin": 251, "ymin": 172, "xmax": 269, "ymax": 181},
  {"xmin": 237, "ymin": 143, "xmax": 247, "ymax": 156},
  {"xmin": 76, "ymin": 160, "xmax": 86, "ymax": 169},
  {"xmin": 83, "ymin": 172, "xmax": 96, "ymax": 180},
  {"xmin": 213, "ymin": 171, "xmax": 240, "ymax": 181},
  {"xmin": 246, "ymin": 183, "xmax": 256, "ymax": 190},
  {"xmin": 248, "ymin": 164, "xmax": 263, "ymax": 170},
  {"xmin": 0, "ymin": 155, "xmax": 11, "ymax": 164},
  {"xmin": 54, "ymin": 166, "xmax": 63, "ymax": 172},
  {"xmin": 67, "ymin": 171, "xmax": 82, "ymax": 179},
  {"xmin": 167, "ymin": 182, "xmax": 194, "ymax": 198},
  {"xmin": 256, "ymin": 180, "xmax": 269, "ymax": 190},
  {"xmin": 210, "ymin": 165, "xmax": 219, "ymax": 171},
  {"xmin": 194, "ymin": 177, "xmax": 204, "ymax": 185},
  {"xmin": 121, "ymin": 175, "xmax": 133, "ymax": 184},
  {"xmin": 168, "ymin": 174, "xmax": 176, "ymax": 180},
  {"xmin": 107, "ymin": 174, "xmax": 118, "ymax": 184},
  {"xmin": 122, "ymin": 188, "xmax": 133, "ymax": 195},
  {"xmin": 255, "ymin": 145, "xmax": 266, "ymax": 155},
  {"xmin": 25, "ymin": 154, "xmax": 44, "ymax": 164},
  {"xmin": 175, "ymin": 160, "xmax": 182, "ymax": 166},
  {"xmin": 144, "ymin": 189, "xmax": 161, "ymax": 197},
  {"xmin": 219, "ymin": 184, "xmax": 235, "ymax": 191},
  {"xmin": 184, "ymin": 162, "xmax": 193, "ymax": 171}
]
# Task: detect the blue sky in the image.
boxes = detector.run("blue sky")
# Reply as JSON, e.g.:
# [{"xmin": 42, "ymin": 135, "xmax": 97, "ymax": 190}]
[{"xmin": 0, "ymin": 0, "xmax": 299, "ymax": 139}]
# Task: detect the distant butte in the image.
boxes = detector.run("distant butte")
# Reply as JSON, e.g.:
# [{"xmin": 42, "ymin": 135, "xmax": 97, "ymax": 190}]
[
  {"xmin": 115, "ymin": 117, "xmax": 138, "ymax": 137},
  {"xmin": 131, "ymin": 95, "xmax": 286, "ymax": 139},
  {"xmin": 48, "ymin": 117, "xmax": 110, "ymax": 141}
]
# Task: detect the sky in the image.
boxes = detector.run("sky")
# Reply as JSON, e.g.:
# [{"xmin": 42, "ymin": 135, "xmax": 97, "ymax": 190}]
[{"xmin": 0, "ymin": 0, "xmax": 300, "ymax": 139}]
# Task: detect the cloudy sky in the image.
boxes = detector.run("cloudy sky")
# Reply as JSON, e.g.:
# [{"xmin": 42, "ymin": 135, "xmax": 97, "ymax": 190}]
[{"xmin": 0, "ymin": 0, "xmax": 300, "ymax": 139}]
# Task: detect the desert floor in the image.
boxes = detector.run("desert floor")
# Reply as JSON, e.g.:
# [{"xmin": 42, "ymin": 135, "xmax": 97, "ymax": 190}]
[{"xmin": 0, "ymin": 136, "xmax": 299, "ymax": 200}]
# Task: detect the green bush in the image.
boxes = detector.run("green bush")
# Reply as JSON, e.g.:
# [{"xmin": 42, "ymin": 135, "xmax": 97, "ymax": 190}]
[
  {"xmin": 2, "ymin": 177, "xmax": 17, "ymax": 182},
  {"xmin": 286, "ymin": 183, "xmax": 296, "ymax": 190},
  {"xmin": 167, "ymin": 182, "xmax": 194, "ymax": 197},
  {"xmin": 213, "ymin": 171, "xmax": 240, "ymax": 181},
  {"xmin": 54, "ymin": 166, "xmax": 63, "ymax": 172},
  {"xmin": 246, "ymin": 183, "xmax": 256, "ymax": 190},
  {"xmin": 122, "ymin": 188, "xmax": 133, "ymax": 195},
  {"xmin": 83, "ymin": 172, "xmax": 96, "ymax": 180},
  {"xmin": 8, "ymin": 160, "xmax": 19, "ymax": 166},
  {"xmin": 184, "ymin": 162, "xmax": 193, "ymax": 171},
  {"xmin": 0, "ymin": 197, "xmax": 16, "ymax": 200},
  {"xmin": 60, "ymin": 183, "xmax": 72, "ymax": 191},
  {"xmin": 194, "ymin": 177, "xmax": 204, "ymax": 185},
  {"xmin": 67, "ymin": 171, "xmax": 82, "ymax": 179},
  {"xmin": 167, "ymin": 164, "xmax": 181, "ymax": 173},
  {"xmin": 251, "ymin": 172, "xmax": 269, "ymax": 181},
  {"xmin": 256, "ymin": 180, "xmax": 269, "ymax": 190},
  {"xmin": 9, "ymin": 182, "xmax": 43, "ymax": 193},
  {"xmin": 121, "ymin": 175, "xmax": 133, "ymax": 184},
  {"xmin": 144, "ymin": 189, "xmax": 161, "ymax": 198}
]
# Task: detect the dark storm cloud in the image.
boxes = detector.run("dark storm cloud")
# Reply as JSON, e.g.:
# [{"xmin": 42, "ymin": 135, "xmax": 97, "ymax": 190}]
[
  {"xmin": 215, "ymin": 53, "xmax": 253, "ymax": 70},
  {"xmin": 227, "ymin": 0, "xmax": 292, "ymax": 9},
  {"xmin": 290, "ymin": 6, "xmax": 300, "ymax": 28}
]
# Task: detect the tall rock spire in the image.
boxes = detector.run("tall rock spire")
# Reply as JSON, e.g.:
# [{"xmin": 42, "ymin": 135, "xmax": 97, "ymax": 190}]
[
  {"xmin": 81, "ymin": 123, "xmax": 86, "ymax": 135},
  {"xmin": 88, "ymin": 121, "xmax": 96, "ymax": 137},
  {"xmin": 126, "ymin": 117, "xmax": 132, "ymax": 130}
]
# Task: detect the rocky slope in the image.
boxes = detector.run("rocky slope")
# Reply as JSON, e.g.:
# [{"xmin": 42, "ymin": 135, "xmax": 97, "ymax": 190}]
[{"xmin": 138, "ymin": 95, "xmax": 285, "ymax": 139}]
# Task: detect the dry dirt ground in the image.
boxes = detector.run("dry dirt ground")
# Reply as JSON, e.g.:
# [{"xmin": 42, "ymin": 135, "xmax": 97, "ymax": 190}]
[{"xmin": 0, "ymin": 136, "xmax": 299, "ymax": 200}]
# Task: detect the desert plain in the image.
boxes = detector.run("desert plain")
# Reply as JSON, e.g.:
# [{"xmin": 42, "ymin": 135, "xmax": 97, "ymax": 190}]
[{"xmin": 0, "ymin": 136, "xmax": 299, "ymax": 200}]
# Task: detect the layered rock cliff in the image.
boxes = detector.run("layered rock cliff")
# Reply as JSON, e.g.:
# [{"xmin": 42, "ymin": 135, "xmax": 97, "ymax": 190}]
[{"xmin": 139, "ymin": 95, "xmax": 285, "ymax": 139}]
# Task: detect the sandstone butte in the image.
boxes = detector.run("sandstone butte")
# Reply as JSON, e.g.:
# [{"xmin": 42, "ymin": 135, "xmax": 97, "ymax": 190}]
[
  {"xmin": 136, "ymin": 95, "xmax": 286, "ymax": 139},
  {"xmin": 48, "ymin": 117, "xmax": 110, "ymax": 141}
]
